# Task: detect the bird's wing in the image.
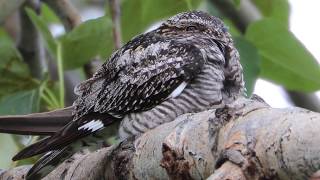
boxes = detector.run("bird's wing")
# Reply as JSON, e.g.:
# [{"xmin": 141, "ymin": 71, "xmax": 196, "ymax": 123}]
[
  {"xmin": 13, "ymin": 35, "xmax": 206, "ymax": 161},
  {"xmin": 74, "ymin": 34, "xmax": 207, "ymax": 118}
]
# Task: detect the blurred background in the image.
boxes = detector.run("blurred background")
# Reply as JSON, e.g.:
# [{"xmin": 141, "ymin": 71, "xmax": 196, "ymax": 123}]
[{"xmin": 0, "ymin": 0, "xmax": 319, "ymax": 168}]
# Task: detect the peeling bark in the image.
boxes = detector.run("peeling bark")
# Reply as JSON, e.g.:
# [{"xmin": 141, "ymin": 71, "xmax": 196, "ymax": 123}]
[
  {"xmin": 1, "ymin": 97, "xmax": 320, "ymax": 180},
  {"xmin": 207, "ymin": 161, "xmax": 246, "ymax": 180}
]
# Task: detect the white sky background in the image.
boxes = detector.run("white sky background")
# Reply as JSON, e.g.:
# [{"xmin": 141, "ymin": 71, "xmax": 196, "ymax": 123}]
[{"xmin": 253, "ymin": 0, "xmax": 320, "ymax": 108}]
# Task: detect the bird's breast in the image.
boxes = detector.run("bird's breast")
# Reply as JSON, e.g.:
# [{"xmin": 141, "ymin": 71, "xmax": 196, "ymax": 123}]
[{"xmin": 118, "ymin": 62, "xmax": 225, "ymax": 139}]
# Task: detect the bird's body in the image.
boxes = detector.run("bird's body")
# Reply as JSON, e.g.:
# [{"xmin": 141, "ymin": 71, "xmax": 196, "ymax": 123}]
[
  {"xmin": 1, "ymin": 11, "xmax": 244, "ymax": 179},
  {"xmin": 72, "ymin": 12, "xmax": 244, "ymax": 139}
]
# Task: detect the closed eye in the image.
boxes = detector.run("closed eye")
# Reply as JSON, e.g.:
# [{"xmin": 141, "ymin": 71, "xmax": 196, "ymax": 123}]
[
  {"xmin": 213, "ymin": 39, "xmax": 230, "ymax": 67},
  {"xmin": 213, "ymin": 39, "xmax": 225, "ymax": 55},
  {"xmin": 186, "ymin": 26, "xmax": 197, "ymax": 31}
]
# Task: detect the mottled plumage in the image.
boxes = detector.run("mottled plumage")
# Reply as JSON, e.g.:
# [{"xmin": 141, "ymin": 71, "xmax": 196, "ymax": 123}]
[{"xmin": 12, "ymin": 11, "xmax": 244, "ymax": 179}]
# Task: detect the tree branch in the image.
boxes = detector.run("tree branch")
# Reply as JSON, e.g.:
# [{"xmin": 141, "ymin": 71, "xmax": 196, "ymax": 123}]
[
  {"xmin": 18, "ymin": 0, "xmax": 46, "ymax": 79},
  {"xmin": 41, "ymin": 0, "xmax": 81, "ymax": 31},
  {"xmin": 2, "ymin": 97, "xmax": 320, "ymax": 179},
  {"xmin": 108, "ymin": 0, "xmax": 122, "ymax": 49},
  {"xmin": 287, "ymin": 90, "xmax": 320, "ymax": 113},
  {"xmin": 0, "ymin": 0, "xmax": 25, "ymax": 24},
  {"xmin": 207, "ymin": 161, "xmax": 245, "ymax": 180}
]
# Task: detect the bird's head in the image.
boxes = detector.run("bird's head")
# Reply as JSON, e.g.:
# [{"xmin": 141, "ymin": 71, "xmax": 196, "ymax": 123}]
[
  {"xmin": 158, "ymin": 11, "xmax": 232, "ymax": 44},
  {"xmin": 158, "ymin": 11, "xmax": 244, "ymax": 99}
]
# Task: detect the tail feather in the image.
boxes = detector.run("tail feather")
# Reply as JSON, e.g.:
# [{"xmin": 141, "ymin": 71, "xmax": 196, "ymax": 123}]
[
  {"xmin": 13, "ymin": 113, "xmax": 117, "ymax": 161},
  {"xmin": 12, "ymin": 130, "xmax": 90, "ymax": 161},
  {"xmin": 0, "ymin": 107, "xmax": 73, "ymax": 135},
  {"xmin": 22, "ymin": 126, "xmax": 118, "ymax": 179},
  {"xmin": 13, "ymin": 136, "xmax": 53, "ymax": 161},
  {"xmin": 12, "ymin": 113, "xmax": 118, "ymax": 179},
  {"xmin": 26, "ymin": 146, "xmax": 75, "ymax": 180}
]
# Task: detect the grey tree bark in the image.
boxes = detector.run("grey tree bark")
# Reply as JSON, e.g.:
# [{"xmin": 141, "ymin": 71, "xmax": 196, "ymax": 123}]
[
  {"xmin": 1, "ymin": 96, "xmax": 320, "ymax": 180},
  {"xmin": 18, "ymin": 0, "xmax": 46, "ymax": 79}
]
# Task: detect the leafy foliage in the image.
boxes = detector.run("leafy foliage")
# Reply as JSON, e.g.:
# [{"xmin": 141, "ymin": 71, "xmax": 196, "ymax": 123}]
[
  {"xmin": 245, "ymin": 18, "xmax": 320, "ymax": 91},
  {"xmin": 0, "ymin": 30, "xmax": 40, "ymax": 168},
  {"xmin": 26, "ymin": 7, "xmax": 113, "ymax": 70},
  {"xmin": 121, "ymin": 0, "xmax": 202, "ymax": 41},
  {"xmin": 0, "ymin": 90, "xmax": 40, "ymax": 115},
  {"xmin": 0, "ymin": 29, "xmax": 38, "ymax": 98},
  {"xmin": 25, "ymin": 7, "xmax": 57, "ymax": 57},
  {"xmin": 252, "ymin": 0, "xmax": 290, "ymax": 27},
  {"xmin": 234, "ymin": 37, "xmax": 261, "ymax": 95},
  {"xmin": 0, "ymin": 134, "xmax": 18, "ymax": 168},
  {"xmin": 59, "ymin": 16, "xmax": 113, "ymax": 69},
  {"xmin": 232, "ymin": 0, "xmax": 241, "ymax": 7}
]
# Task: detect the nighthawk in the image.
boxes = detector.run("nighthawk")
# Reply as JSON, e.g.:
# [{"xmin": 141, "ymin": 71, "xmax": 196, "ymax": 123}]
[{"xmin": 0, "ymin": 11, "xmax": 244, "ymax": 179}]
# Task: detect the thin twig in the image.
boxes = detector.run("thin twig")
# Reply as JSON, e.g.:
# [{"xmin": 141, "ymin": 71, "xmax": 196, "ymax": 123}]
[
  {"xmin": 109, "ymin": 0, "xmax": 122, "ymax": 49},
  {"xmin": 57, "ymin": 42, "xmax": 65, "ymax": 108}
]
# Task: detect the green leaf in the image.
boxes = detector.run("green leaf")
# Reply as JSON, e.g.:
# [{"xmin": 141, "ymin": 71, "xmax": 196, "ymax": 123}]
[
  {"xmin": 0, "ymin": 28, "xmax": 12, "ymax": 44},
  {"xmin": 232, "ymin": 0, "xmax": 241, "ymax": 7},
  {"xmin": 25, "ymin": 7, "xmax": 57, "ymax": 56},
  {"xmin": 0, "ymin": 89, "xmax": 40, "ymax": 115},
  {"xmin": 223, "ymin": 19, "xmax": 241, "ymax": 37},
  {"xmin": 184, "ymin": 0, "xmax": 193, "ymax": 10},
  {"xmin": 121, "ymin": 0, "xmax": 202, "ymax": 42},
  {"xmin": 0, "ymin": 31, "xmax": 38, "ymax": 97},
  {"xmin": 0, "ymin": 89, "xmax": 40, "ymax": 168},
  {"xmin": 0, "ymin": 134, "xmax": 18, "ymax": 168},
  {"xmin": 252, "ymin": 0, "xmax": 290, "ymax": 27},
  {"xmin": 245, "ymin": 18, "xmax": 320, "ymax": 92},
  {"xmin": 59, "ymin": 16, "xmax": 113, "ymax": 69},
  {"xmin": 234, "ymin": 36, "xmax": 261, "ymax": 96},
  {"xmin": 205, "ymin": 0, "xmax": 222, "ymax": 17},
  {"xmin": 41, "ymin": 3, "xmax": 60, "ymax": 24}
]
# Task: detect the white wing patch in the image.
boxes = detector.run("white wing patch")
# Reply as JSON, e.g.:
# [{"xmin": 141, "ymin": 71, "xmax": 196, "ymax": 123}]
[
  {"xmin": 168, "ymin": 81, "xmax": 188, "ymax": 99},
  {"xmin": 78, "ymin": 120, "xmax": 104, "ymax": 132}
]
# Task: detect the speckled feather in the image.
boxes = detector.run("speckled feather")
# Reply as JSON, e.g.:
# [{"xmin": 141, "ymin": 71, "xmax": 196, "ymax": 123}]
[
  {"xmin": 74, "ymin": 37, "xmax": 206, "ymax": 117},
  {"xmin": 13, "ymin": 11, "xmax": 245, "ymax": 180}
]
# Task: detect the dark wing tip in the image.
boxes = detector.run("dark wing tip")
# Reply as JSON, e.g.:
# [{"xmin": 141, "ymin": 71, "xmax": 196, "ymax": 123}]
[
  {"xmin": 12, "ymin": 150, "xmax": 33, "ymax": 161},
  {"xmin": 12, "ymin": 148, "xmax": 37, "ymax": 161},
  {"xmin": 26, "ymin": 147, "xmax": 73, "ymax": 180},
  {"xmin": 12, "ymin": 137, "xmax": 51, "ymax": 161}
]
